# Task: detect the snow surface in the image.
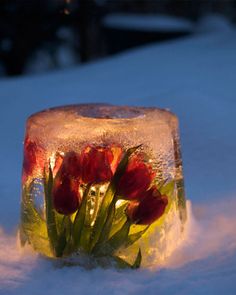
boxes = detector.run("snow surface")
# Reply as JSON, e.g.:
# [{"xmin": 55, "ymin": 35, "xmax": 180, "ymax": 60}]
[
  {"xmin": 103, "ymin": 13, "xmax": 194, "ymax": 32},
  {"xmin": 196, "ymin": 14, "xmax": 234, "ymax": 33},
  {"xmin": 0, "ymin": 28, "xmax": 236, "ymax": 294}
]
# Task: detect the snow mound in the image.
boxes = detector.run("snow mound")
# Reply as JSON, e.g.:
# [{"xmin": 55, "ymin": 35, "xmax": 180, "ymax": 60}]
[{"xmin": 103, "ymin": 13, "xmax": 194, "ymax": 32}]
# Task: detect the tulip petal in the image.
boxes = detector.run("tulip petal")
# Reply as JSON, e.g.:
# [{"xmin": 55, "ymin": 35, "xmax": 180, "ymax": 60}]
[
  {"xmin": 116, "ymin": 153, "xmax": 155, "ymax": 201},
  {"xmin": 127, "ymin": 187, "xmax": 168, "ymax": 225}
]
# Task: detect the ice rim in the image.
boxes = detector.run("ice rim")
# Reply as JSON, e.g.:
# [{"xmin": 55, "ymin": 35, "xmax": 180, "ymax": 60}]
[
  {"xmin": 27, "ymin": 103, "xmax": 178, "ymax": 120},
  {"xmin": 20, "ymin": 103, "xmax": 187, "ymax": 269}
]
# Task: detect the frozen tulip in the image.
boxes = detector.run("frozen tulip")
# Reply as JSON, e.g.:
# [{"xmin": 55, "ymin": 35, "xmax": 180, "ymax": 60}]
[
  {"xmin": 58, "ymin": 151, "xmax": 81, "ymax": 179},
  {"xmin": 22, "ymin": 136, "xmax": 45, "ymax": 182},
  {"xmin": 110, "ymin": 145, "xmax": 123, "ymax": 174},
  {"xmin": 80, "ymin": 145, "xmax": 121, "ymax": 184},
  {"xmin": 52, "ymin": 153, "xmax": 64, "ymax": 176},
  {"xmin": 52, "ymin": 176, "xmax": 80, "ymax": 215},
  {"xmin": 116, "ymin": 155, "xmax": 155, "ymax": 200},
  {"xmin": 126, "ymin": 187, "xmax": 168, "ymax": 225}
]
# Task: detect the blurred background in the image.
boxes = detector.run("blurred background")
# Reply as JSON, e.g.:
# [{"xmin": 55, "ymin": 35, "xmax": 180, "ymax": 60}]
[{"xmin": 0, "ymin": 0, "xmax": 235, "ymax": 77}]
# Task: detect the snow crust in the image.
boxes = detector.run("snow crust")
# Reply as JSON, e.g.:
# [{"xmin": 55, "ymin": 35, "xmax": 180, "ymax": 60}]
[
  {"xmin": 196, "ymin": 14, "xmax": 233, "ymax": 33},
  {"xmin": 0, "ymin": 26, "xmax": 236, "ymax": 294},
  {"xmin": 103, "ymin": 13, "xmax": 194, "ymax": 32}
]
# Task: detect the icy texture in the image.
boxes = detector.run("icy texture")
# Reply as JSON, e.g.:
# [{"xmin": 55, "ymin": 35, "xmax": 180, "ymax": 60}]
[{"xmin": 27, "ymin": 104, "xmax": 181, "ymax": 182}]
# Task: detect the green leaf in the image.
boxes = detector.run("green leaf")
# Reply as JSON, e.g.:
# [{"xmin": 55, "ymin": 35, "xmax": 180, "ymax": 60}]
[
  {"xmin": 113, "ymin": 248, "xmax": 142, "ymax": 269},
  {"xmin": 56, "ymin": 230, "xmax": 67, "ymax": 257},
  {"xmin": 132, "ymin": 248, "xmax": 142, "ymax": 269},
  {"xmin": 79, "ymin": 224, "xmax": 92, "ymax": 253},
  {"xmin": 113, "ymin": 256, "xmax": 133, "ymax": 269},
  {"xmin": 21, "ymin": 186, "xmax": 44, "ymax": 225},
  {"xmin": 90, "ymin": 145, "xmax": 141, "ymax": 252},
  {"xmin": 108, "ymin": 202, "xmax": 128, "ymax": 238},
  {"xmin": 159, "ymin": 179, "xmax": 187, "ymax": 222},
  {"xmin": 159, "ymin": 180, "xmax": 175, "ymax": 197},
  {"xmin": 104, "ymin": 220, "xmax": 131, "ymax": 255},
  {"xmin": 56, "ymin": 216, "xmax": 73, "ymax": 257},
  {"xmin": 72, "ymin": 184, "xmax": 91, "ymax": 250},
  {"xmin": 44, "ymin": 166, "xmax": 59, "ymax": 256},
  {"xmin": 125, "ymin": 226, "xmax": 149, "ymax": 248},
  {"xmin": 89, "ymin": 182, "xmax": 116, "ymax": 252},
  {"xmin": 20, "ymin": 185, "xmax": 51, "ymax": 256},
  {"xmin": 62, "ymin": 216, "xmax": 77, "ymax": 256},
  {"xmin": 109, "ymin": 216, "xmax": 127, "ymax": 239},
  {"xmin": 176, "ymin": 178, "xmax": 187, "ymax": 223},
  {"xmin": 92, "ymin": 199, "xmax": 116, "ymax": 255},
  {"xmin": 114, "ymin": 202, "xmax": 128, "ymax": 224},
  {"xmin": 102, "ymin": 202, "xmax": 115, "ymax": 242},
  {"xmin": 78, "ymin": 185, "xmax": 93, "ymax": 252},
  {"xmin": 54, "ymin": 211, "xmax": 65, "ymax": 234}
]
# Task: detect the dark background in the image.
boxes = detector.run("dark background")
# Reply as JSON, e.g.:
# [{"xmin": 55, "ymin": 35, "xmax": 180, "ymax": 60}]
[{"xmin": 0, "ymin": 0, "xmax": 235, "ymax": 77}]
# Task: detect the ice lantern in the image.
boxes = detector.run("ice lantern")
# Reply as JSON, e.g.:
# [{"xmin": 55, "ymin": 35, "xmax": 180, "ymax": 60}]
[{"xmin": 20, "ymin": 104, "xmax": 187, "ymax": 269}]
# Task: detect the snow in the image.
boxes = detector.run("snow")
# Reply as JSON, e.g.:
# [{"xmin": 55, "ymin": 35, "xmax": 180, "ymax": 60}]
[
  {"xmin": 196, "ymin": 14, "xmax": 233, "ymax": 33},
  {"xmin": 0, "ymin": 26, "xmax": 236, "ymax": 294},
  {"xmin": 103, "ymin": 13, "xmax": 194, "ymax": 32}
]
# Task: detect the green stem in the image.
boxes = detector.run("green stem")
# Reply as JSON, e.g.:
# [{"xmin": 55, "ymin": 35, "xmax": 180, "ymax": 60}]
[
  {"xmin": 89, "ymin": 145, "xmax": 141, "ymax": 253},
  {"xmin": 89, "ymin": 182, "xmax": 116, "ymax": 252},
  {"xmin": 79, "ymin": 184, "xmax": 93, "ymax": 252},
  {"xmin": 92, "ymin": 196, "xmax": 117, "ymax": 255},
  {"xmin": 44, "ymin": 166, "xmax": 59, "ymax": 257},
  {"xmin": 91, "ymin": 186, "xmax": 100, "ymax": 222},
  {"xmin": 72, "ymin": 183, "xmax": 92, "ymax": 251}
]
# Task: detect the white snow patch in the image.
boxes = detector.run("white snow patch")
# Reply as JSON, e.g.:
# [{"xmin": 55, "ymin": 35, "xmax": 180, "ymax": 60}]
[
  {"xmin": 103, "ymin": 13, "xmax": 194, "ymax": 32},
  {"xmin": 196, "ymin": 14, "xmax": 233, "ymax": 33},
  {"xmin": 0, "ymin": 198, "xmax": 236, "ymax": 294}
]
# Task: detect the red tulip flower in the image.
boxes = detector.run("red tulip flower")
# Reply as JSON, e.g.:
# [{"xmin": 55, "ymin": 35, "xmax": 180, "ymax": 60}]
[
  {"xmin": 22, "ymin": 136, "xmax": 45, "ymax": 182},
  {"xmin": 80, "ymin": 145, "xmax": 122, "ymax": 184},
  {"xmin": 57, "ymin": 151, "xmax": 81, "ymax": 179},
  {"xmin": 52, "ymin": 153, "xmax": 64, "ymax": 177},
  {"xmin": 52, "ymin": 176, "xmax": 80, "ymax": 215},
  {"xmin": 109, "ymin": 145, "xmax": 123, "ymax": 174},
  {"xmin": 116, "ymin": 155, "xmax": 155, "ymax": 200},
  {"xmin": 126, "ymin": 187, "xmax": 168, "ymax": 225}
]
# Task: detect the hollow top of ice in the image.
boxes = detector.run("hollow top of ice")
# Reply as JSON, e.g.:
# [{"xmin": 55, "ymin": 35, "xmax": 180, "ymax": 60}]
[
  {"xmin": 29, "ymin": 103, "xmax": 176, "ymax": 121},
  {"xmin": 70, "ymin": 104, "xmax": 145, "ymax": 119}
]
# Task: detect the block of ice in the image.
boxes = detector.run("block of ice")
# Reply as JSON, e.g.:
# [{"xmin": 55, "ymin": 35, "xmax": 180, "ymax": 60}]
[{"xmin": 20, "ymin": 104, "xmax": 187, "ymax": 268}]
